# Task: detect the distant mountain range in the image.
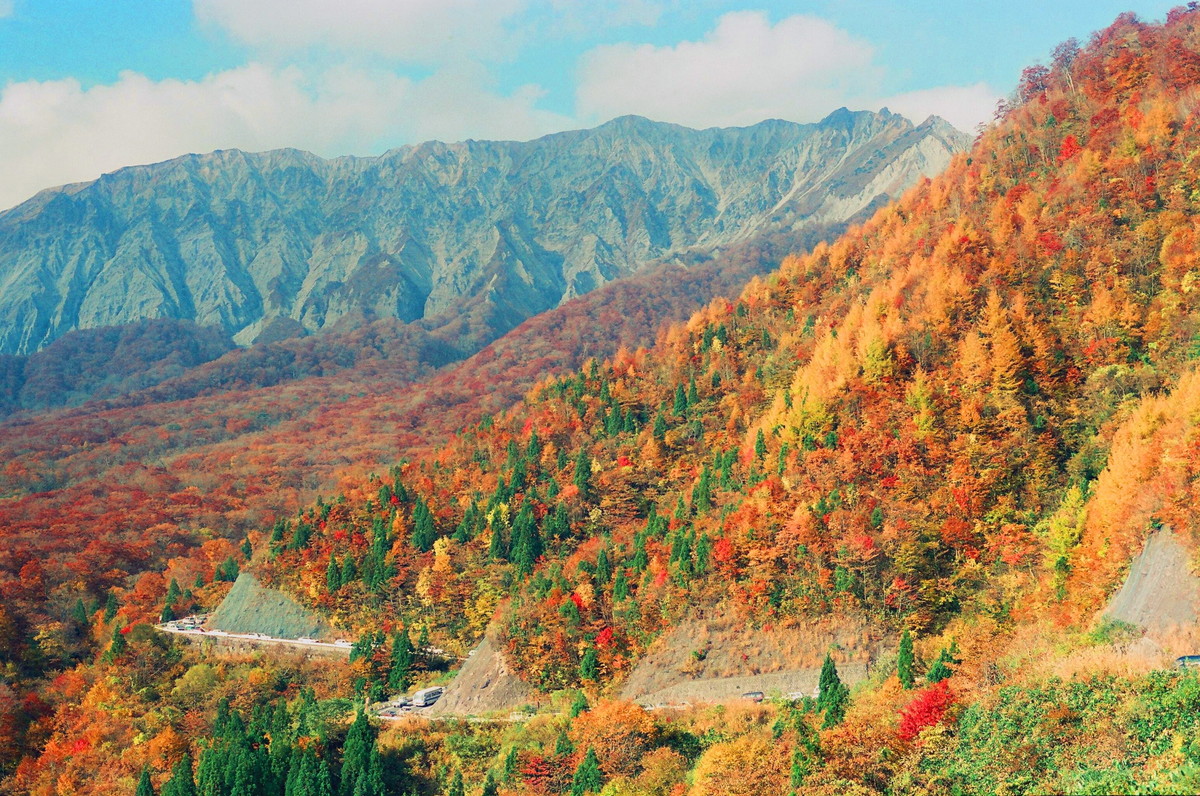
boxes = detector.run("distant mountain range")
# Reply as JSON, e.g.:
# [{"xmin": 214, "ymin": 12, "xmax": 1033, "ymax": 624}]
[{"xmin": 0, "ymin": 110, "xmax": 967, "ymax": 357}]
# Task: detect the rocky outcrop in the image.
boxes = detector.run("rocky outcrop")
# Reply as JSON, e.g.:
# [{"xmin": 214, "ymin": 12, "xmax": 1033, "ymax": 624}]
[{"xmin": 0, "ymin": 111, "xmax": 968, "ymax": 355}]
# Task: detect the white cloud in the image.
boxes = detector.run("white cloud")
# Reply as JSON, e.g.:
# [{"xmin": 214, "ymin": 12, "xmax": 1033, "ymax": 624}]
[
  {"xmin": 0, "ymin": 0, "xmax": 13, "ymax": 19},
  {"xmin": 547, "ymin": 0, "xmax": 665, "ymax": 32},
  {"xmin": 576, "ymin": 10, "xmax": 999, "ymax": 134},
  {"xmin": 193, "ymin": 0, "xmax": 527, "ymax": 64},
  {"xmin": 0, "ymin": 63, "xmax": 572, "ymax": 211},
  {"xmin": 577, "ymin": 11, "xmax": 879, "ymax": 129},
  {"xmin": 880, "ymin": 83, "xmax": 999, "ymax": 134}
]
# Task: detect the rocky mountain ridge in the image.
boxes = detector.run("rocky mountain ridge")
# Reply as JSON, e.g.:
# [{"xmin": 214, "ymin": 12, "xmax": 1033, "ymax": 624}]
[{"xmin": 0, "ymin": 110, "xmax": 967, "ymax": 355}]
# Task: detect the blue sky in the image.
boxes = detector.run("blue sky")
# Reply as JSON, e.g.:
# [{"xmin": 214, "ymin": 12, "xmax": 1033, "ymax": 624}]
[{"xmin": 0, "ymin": 0, "xmax": 1182, "ymax": 209}]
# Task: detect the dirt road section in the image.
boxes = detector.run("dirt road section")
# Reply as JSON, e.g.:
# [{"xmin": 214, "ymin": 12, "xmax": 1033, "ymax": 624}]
[
  {"xmin": 620, "ymin": 608, "xmax": 879, "ymax": 706},
  {"xmin": 428, "ymin": 632, "xmax": 534, "ymax": 716},
  {"xmin": 1104, "ymin": 529, "xmax": 1200, "ymax": 636}
]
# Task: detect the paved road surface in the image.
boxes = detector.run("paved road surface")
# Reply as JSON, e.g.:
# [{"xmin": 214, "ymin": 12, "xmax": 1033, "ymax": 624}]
[{"xmin": 156, "ymin": 619, "xmax": 352, "ymax": 654}]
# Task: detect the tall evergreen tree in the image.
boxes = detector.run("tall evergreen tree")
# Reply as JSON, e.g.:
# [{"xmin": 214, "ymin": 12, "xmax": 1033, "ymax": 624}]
[
  {"xmin": 652, "ymin": 411, "xmax": 668, "ymax": 440},
  {"xmin": 573, "ymin": 449, "xmax": 593, "ymax": 501},
  {"xmin": 580, "ymin": 647, "xmax": 599, "ymax": 681},
  {"xmin": 161, "ymin": 577, "xmax": 182, "ymax": 622},
  {"xmin": 339, "ymin": 709, "xmax": 375, "ymax": 796},
  {"xmin": 136, "ymin": 767, "xmax": 156, "ymax": 796},
  {"xmin": 672, "ymin": 384, "xmax": 688, "ymax": 416},
  {"xmin": 388, "ymin": 630, "xmax": 414, "ymax": 692},
  {"xmin": 510, "ymin": 503, "xmax": 542, "ymax": 576},
  {"xmin": 817, "ymin": 652, "xmax": 849, "ymax": 728},
  {"xmin": 447, "ymin": 770, "xmax": 465, "ymax": 796},
  {"xmin": 327, "ymin": 556, "xmax": 342, "ymax": 594},
  {"xmin": 197, "ymin": 747, "xmax": 223, "ymax": 796},
  {"xmin": 927, "ymin": 644, "xmax": 957, "ymax": 684},
  {"xmin": 570, "ymin": 748, "xmax": 603, "ymax": 796},
  {"xmin": 555, "ymin": 729, "xmax": 575, "ymax": 757},
  {"xmin": 163, "ymin": 753, "xmax": 197, "ymax": 796},
  {"xmin": 692, "ymin": 464, "xmax": 712, "ymax": 513},
  {"xmin": 104, "ymin": 624, "xmax": 128, "ymax": 662},
  {"xmin": 104, "ymin": 590, "xmax": 119, "ymax": 622},
  {"xmin": 71, "ymin": 597, "xmax": 89, "ymax": 629},
  {"xmin": 569, "ymin": 690, "xmax": 589, "ymax": 718},
  {"xmin": 488, "ymin": 521, "xmax": 508, "ymax": 561},
  {"xmin": 594, "ymin": 547, "xmax": 611, "ymax": 584},
  {"xmin": 898, "ymin": 630, "xmax": 916, "ymax": 689},
  {"xmin": 612, "ymin": 568, "xmax": 629, "ymax": 601},
  {"xmin": 502, "ymin": 746, "xmax": 520, "ymax": 782},
  {"xmin": 411, "ymin": 498, "xmax": 437, "ymax": 552}
]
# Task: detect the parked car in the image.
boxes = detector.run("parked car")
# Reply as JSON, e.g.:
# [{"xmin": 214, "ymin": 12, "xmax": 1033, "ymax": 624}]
[
  {"xmin": 741, "ymin": 691, "xmax": 765, "ymax": 702},
  {"xmin": 1175, "ymin": 655, "xmax": 1200, "ymax": 669}
]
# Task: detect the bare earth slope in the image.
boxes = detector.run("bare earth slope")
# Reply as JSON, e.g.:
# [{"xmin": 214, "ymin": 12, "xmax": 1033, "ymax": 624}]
[
  {"xmin": 1104, "ymin": 529, "xmax": 1200, "ymax": 637},
  {"xmin": 428, "ymin": 632, "xmax": 534, "ymax": 716},
  {"xmin": 209, "ymin": 572, "xmax": 335, "ymax": 641},
  {"xmin": 618, "ymin": 607, "xmax": 880, "ymax": 706}
]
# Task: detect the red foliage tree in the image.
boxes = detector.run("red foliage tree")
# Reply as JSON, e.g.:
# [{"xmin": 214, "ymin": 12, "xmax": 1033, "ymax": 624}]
[{"xmin": 898, "ymin": 681, "xmax": 956, "ymax": 741}]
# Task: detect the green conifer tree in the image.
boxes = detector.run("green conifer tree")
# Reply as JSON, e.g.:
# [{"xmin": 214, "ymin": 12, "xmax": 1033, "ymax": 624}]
[
  {"xmin": 104, "ymin": 624, "xmax": 128, "ymax": 662},
  {"xmin": 136, "ymin": 767, "xmax": 156, "ymax": 796},
  {"xmin": 612, "ymin": 568, "xmax": 629, "ymax": 601},
  {"xmin": 570, "ymin": 748, "xmax": 603, "ymax": 796},
  {"xmin": 104, "ymin": 590, "xmax": 119, "ymax": 622},
  {"xmin": 898, "ymin": 630, "xmax": 915, "ymax": 689},
  {"xmin": 411, "ymin": 498, "xmax": 436, "ymax": 552},
  {"xmin": 502, "ymin": 746, "xmax": 519, "ymax": 782},
  {"xmin": 555, "ymin": 729, "xmax": 575, "ymax": 757},
  {"xmin": 595, "ymin": 547, "xmax": 611, "ymax": 584},
  {"xmin": 652, "ymin": 411, "xmax": 668, "ymax": 440},
  {"xmin": 339, "ymin": 709, "xmax": 375, "ymax": 796},
  {"xmin": 672, "ymin": 385, "xmax": 688, "ymax": 417},
  {"xmin": 573, "ymin": 449, "xmax": 593, "ymax": 502},
  {"xmin": 692, "ymin": 464, "xmax": 712, "ymax": 513},
  {"xmin": 71, "ymin": 597, "xmax": 89, "ymax": 629},
  {"xmin": 817, "ymin": 652, "xmax": 849, "ymax": 728},
  {"xmin": 488, "ymin": 522, "xmax": 508, "ymax": 561},
  {"xmin": 388, "ymin": 630, "xmax": 414, "ymax": 692},
  {"xmin": 631, "ymin": 534, "xmax": 648, "ymax": 572},
  {"xmin": 163, "ymin": 753, "xmax": 197, "ymax": 796},
  {"xmin": 927, "ymin": 645, "xmax": 956, "ymax": 684},
  {"xmin": 447, "ymin": 770, "xmax": 465, "ymax": 796},
  {"xmin": 694, "ymin": 534, "xmax": 711, "ymax": 575},
  {"xmin": 569, "ymin": 690, "xmax": 589, "ymax": 718},
  {"xmin": 579, "ymin": 647, "xmax": 599, "ymax": 681},
  {"xmin": 327, "ymin": 556, "xmax": 342, "ymax": 594}
]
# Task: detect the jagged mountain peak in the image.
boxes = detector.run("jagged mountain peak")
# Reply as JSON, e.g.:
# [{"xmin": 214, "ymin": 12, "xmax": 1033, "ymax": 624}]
[{"xmin": 0, "ymin": 111, "xmax": 966, "ymax": 356}]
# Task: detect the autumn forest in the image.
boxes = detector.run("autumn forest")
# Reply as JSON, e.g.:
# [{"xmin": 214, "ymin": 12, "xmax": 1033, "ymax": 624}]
[{"xmin": 7, "ymin": 8, "xmax": 1200, "ymax": 796}]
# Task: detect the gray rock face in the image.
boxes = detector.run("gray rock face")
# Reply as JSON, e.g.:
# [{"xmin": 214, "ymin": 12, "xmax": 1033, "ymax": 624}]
[{"xmin": 0, "ymin": 110, "xmax": 968, "ymax": 355}]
